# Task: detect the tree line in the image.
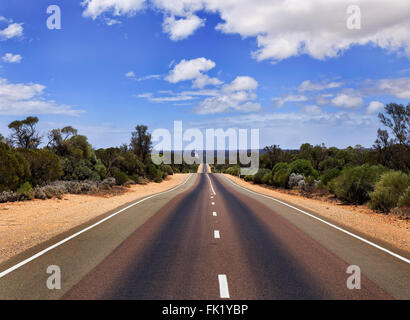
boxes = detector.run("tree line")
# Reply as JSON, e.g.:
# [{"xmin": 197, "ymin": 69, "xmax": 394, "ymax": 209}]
[
  {"xmin": 0, "ymin": 118, "xmax": 198, "ymax": 200},
  {"xmin": 214, "ymin": 103, "xmax": 409, "ymax": 214}
]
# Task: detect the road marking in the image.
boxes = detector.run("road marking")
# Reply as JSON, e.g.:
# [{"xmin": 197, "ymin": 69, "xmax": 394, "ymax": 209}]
[
  {"xmin": 207, "ymin": 173, "xmax": 216, "ymax": 196},
  {"xmin": 221, "ymin": 175, "xmax": 410, "ymax": 265},
  {"xmin": 214, "ymin": 230, "xmax": 220, "ymax": 239},
  {"xmin": 0, "ymin": 174, "xmax": 195, "ymax": 279},
  {"xmin": 218, "ymin": 275, "xmax": 230, "ymax": 298},
  {"xmin": 211, "ymin": 202, "xmax": 215, "ymax": 205},
  {"xmin": 213, "ymin": 212, "xmax": 217, "ymax": 216}
]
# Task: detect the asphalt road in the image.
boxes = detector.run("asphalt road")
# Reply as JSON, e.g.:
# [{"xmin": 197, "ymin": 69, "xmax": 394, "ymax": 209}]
[{"xmin": 0, "ymin": 165, "xmax": 409, "ymax": 300}]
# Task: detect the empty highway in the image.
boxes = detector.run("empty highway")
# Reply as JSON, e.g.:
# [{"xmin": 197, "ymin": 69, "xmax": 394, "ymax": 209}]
[{"xmin": 0, "ymin": 165, "xmax": 409, "ymax": 300}]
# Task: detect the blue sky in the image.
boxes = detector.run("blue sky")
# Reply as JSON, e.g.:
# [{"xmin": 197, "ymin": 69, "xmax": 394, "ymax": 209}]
[{"xmin": 0, "ymin": 0, "xmax": 409, "ymax": 149}]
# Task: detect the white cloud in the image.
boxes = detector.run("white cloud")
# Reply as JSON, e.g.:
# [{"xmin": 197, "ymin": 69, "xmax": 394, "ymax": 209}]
[
  {"xmin": 273, "ymin": 94, "xmax": 308, "ymax": 107},
  {"xmin": 223, "ymin": 76, "xmax": 258, "ymax": 92},
  {"xmin": 82, "ymin": 0, "xmax": 410, "ymax": 63},
  {"xmin": 163, "ymin": 15, "xmax": 204, "ymax": 41},
  {"xmin": 106, "ymin": 18, "xmax": 122, "ymax": 26},
  {"xmin": 125, "ymin": 71, "xmax": 136, "ymax": 78},
  {"xmin": 165, "ymin": 57, "xmax": 221, "ymax": 88},
  {"xmin": 299, "ymin": 80, "xmax": 343, "ymax": 92},
  {"xmin": 366, "ymin": 101, "xmax": 385, "ymax": 114},
  {"xmin": 0, "ymin": 22, "xmax": 23, "ymax": 40},
  {"xmin": 194, "ymin": 76, "xmax": 260, "ymax": 114},
  {"xmin": 136, "ymin": 92, "xmax": 194, "ymax": 103},
  {"xmin": 192, "ymin": 74, "xmax": 222, "ymax": 88},
  {"xmin": 166, "ymin": 57, "xmax": 215, "ymax": 83},
  {"xmin": 302, "ymin": 105, "xmax": 322, "ymax": 115},
  {"xmin": 2, "ymin": 53, "xmax": 22, "ymax": 63},
  {"xmin": 0, "ymin": 78, "xmax": 82, "ymax": 116},
  {"xmin": 331, "ymin": 94, "xmax": 363, "ymax": 108},
  {"xmin": 378, "ymin": 77, "xmax": 410, "ymax": 99},
  {"xmin": 81, "ymin": 0, "xmax": 146, "ymax": 19}
]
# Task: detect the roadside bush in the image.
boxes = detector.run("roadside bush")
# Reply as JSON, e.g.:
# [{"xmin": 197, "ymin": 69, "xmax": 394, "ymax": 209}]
[
  {"xmin": 272, "ymin": 163, "xmax": 290, "ymax": 188},
  {"xmin": 243, "ymin": 175, "xmax": 254, "ymax": 182},
  {"xmin": 0, "ymin": 191, "xmax": 18, "ymax": 203},
  {"xmin": 17, "ymin": 182, "xmax": 34, "ymax": 200},
  {"xmin": 368, "ymin": 171, "xmax": 410, "ymax": 212},
  {"xmin": 253, "ymin": 169, "xmax": 271, "ymax": 184},
  {"xmin": 0, "ymin": 143, "xmax": 31, "ymax": 191},
  {"xmin": 164, "ymin": 165, "xmax": 174, "ymax": 176},
  {"xmin": 398, "ymin": 187, "xmax": 410, "ymax": 208},
  {"xmin": 319, "ymin": 168, "xmax": 341, "ymax": 188},
  {"xmin": 145, "ymin": 163, "xmax": 163, "ymax": 182},
  {"xmin": 113, "ymin": 170, "xmax": 130, "ymax": 185},
  {"xmin": 333, "ymin": 165, "xmax": 387, "ymax": 204},
  {"xmin": 318, "ymin": 158, "xmax": 344, "ymax": 172},
  {"xmin": 288, "ymin": 159, "xmax": 319, "ymax": 179},
  {"xmin": 288, "ymin": 173, "xmax": 305, "ymax": 189},
  {"xmin": 261, "ymin": 173, "xmax": 273, "ymax": 185},
  {"xmin": 18, "ymin": 149, "xmax": 63, "ymax": 185},
  {"xmin": 225, "ymin": 166, "xmax": 240, "ymax": 176}
]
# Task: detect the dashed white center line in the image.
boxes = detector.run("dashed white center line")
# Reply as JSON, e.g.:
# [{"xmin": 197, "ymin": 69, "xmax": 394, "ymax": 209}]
[
  {"xmin": 211, "ymin": 202, "xmax": 215, "ymax": 205},
  {"xmin": 213, "ymin": 212, "xmax": 217, "ymax": 216},
  {"xmin": 214, "ymin": 230, "xmax": 220, "ymax": 239},
  {"xmin": 218, "ymin": 275, "xmax": 230, "ymax": 299}
]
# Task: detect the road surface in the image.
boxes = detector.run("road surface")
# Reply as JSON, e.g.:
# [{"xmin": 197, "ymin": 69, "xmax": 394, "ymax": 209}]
[{"xmin": 0, "ymin": 165, "xmax": 409, "ymax": 299}]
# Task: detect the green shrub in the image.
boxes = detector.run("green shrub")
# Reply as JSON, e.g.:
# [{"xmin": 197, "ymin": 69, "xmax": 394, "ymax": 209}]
[
  {"xmin": 272, "ymin": 162, "xmax": 289, "ymax": 175},
  {"xmin": 398, "ymin": 186, "xmax": 410, "ymax": 208},
  {"xmin": 253, "ymin": 169, "xmax": 271, "ymax": 184},
  {"xmin": 113, "ymin": 170, "xmax": 130, "ymax": 185},
  {"xmin": 319, "ymin": 168, "xmax": 341, "ymax": 188},
  {"xmin": 288, "ymin": 159, "xmax": 318, "ymax": 179},
  {"xmin": 18, "ymin": 149, "xmax": 63, "ymax": 185},
  {"xmin": 17, "ymin": 182, "xmax": 34, "ymax": 200},
  {"xmin": 243, "ymin": 175, "xmax": 254, "ymax": 182},
  {"xmin": 271, "ymin": 163, "xmax": 290, "ymax": 188},
  {"xmin": 164, "ymin": 165, "xmax": 174, "ymax": 175},
  {"xmin": 145, "ymin": 163, "xmax": 163, "ymax": 182},
  {"xmin": 368, "ymin": 171, "xmax": 410, "ymax": 212},
  {"xmin": 0, "ymin": 143, "xmax": 31, "ymax": 191},
  {"xmin": 225, "ymin": 166, "xmax": 240, "ymax": 176},
  {"xmin": 94, "ymin": 160, "xmax": 108, "ymax": 179},
  {"xmin": 333, "ymin": 165, "xmax": 387, "ymax": 204},
  {"xmin": 261, "ymin": 173, "xmax": 273, "ymax": 185}
]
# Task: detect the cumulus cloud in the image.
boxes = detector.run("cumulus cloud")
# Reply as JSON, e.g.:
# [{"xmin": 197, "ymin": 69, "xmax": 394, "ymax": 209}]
[
  {"xmin": 331, "ymin": 94, "xmax": 363, "ymax": 108},
  {"xmin": 378, "ymin": 77, "xmax": 410, "ymax": 99},
  {"xmin": 2, "ymin": 53, "xmax": 22, "ymax": 63},
  {"xmin": 163, "ymin": 15, "xmax": 204, "ymax": 41},
  {"xmin": 0, "ymin": 78, "xmax": 82, "ymax": 116},
  {"xmin": 273, "ymin": 94, "xmax": 308, "ymax": 107},
  {"xmin": 194, "ymin": 76, "xmax": 260, "ymax": 114},
  {"xmin": 302, "ymin": 105, "xmax": 322, "ymax": 115},
  {"xmin": 81, "ymin": 0, "xmax": 410, "ymax": 62},
  {"xmin": 299, "ymin": 80, "xmax": 343, "ymax": 92},
  {"xmin": 166, "ymin": 57, "xmax": 221, "ymax": 88},
  {"xmin": 81, "ymin": 0, "xmax": 146, "ymax": 19},
  {"xmin": 0, "ymin": 22, "xmax": 23, "ymax": 40},
  {"xmin": 366, "ymin": 101, "xmax": 385, "ymax": 114}
]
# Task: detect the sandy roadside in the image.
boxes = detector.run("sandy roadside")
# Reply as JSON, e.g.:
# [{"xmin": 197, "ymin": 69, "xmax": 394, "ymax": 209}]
[
  {"xmin": 0, "ymin": 174, "xmax": 189, "ymax": 265},
  {"xmin": 222, "ymin": 174, "xmax": 410, "ymax": 254}
]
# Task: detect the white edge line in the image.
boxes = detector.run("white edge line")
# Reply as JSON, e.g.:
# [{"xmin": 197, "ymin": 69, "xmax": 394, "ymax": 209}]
[
  {"xmin": 218, "ymin": 274, "xmax": 230, "ymax": 299},
  {"xmin": 220, "ymin": 174, "xmax": 410, "ymax": 265},
  {"xmin": 0, "ymin": 173, "xmax": 195, "ymax": 279}
]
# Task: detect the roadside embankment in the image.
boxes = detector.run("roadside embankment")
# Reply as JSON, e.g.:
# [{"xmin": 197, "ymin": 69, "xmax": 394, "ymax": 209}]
[
  {"xmin": 222, "ymin": 174, "xmax": 410, "ymax": 254},
  {"xmin": 0, "ymin": 174, "xmax": 189, "ymax": 265}
]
